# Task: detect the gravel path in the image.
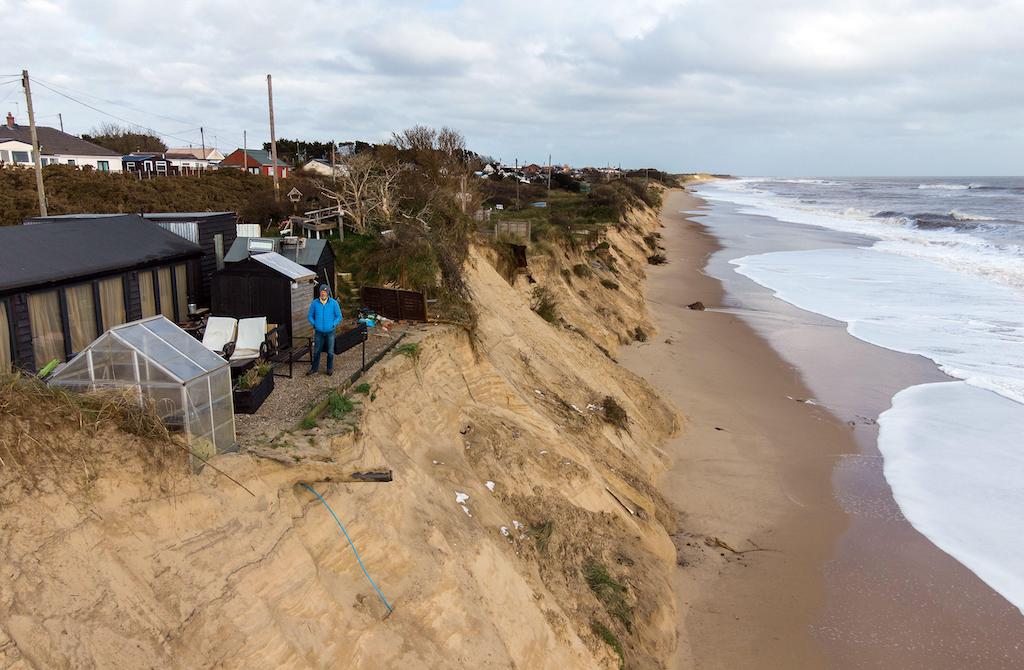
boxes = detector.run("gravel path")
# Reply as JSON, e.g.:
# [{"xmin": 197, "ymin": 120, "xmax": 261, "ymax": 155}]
[{"xmin": 234, "ymin": 325, "xmax": 406, "ymax": 445}]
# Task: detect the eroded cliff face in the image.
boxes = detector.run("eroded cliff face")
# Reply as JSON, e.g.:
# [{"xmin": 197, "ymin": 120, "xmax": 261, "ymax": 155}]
[{"xmin": 0, "ymin": 200, "xmax": 681, "ymax": 669}]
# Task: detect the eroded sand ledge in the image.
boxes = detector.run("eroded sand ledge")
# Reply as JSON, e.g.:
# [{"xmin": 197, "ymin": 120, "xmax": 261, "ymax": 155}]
[{"xmin": 1, "ymin": 195, "xmax": 692, "ymax": 668}]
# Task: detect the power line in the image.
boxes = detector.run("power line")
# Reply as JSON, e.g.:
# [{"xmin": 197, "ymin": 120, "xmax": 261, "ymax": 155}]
[
  {"xmin": 31, "ymin": 76, "xmax": 198, "ymax": 128},
  {"xmin": 29, "ymin": 77, "xmax": 205, "ymax": 145}
]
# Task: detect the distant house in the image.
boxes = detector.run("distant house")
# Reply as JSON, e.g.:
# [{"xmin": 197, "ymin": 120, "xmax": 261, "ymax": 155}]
[
  {"xmin": 0, "ymin": 138, "xmax": 35, "ymax": 167},
  {"xmin": 220, "ymin": 149, "xmax": 289, "ymax": 178},
  {"xmin": 0, "ymin": 215, "xmax": 202, "ymax": 372},
  {"xmin": 164, "ymin": 149, "xmax": 221, "ymax": 174},
  {"xmin": 523, "ymin": 164, "xmax": 542, "ymax": 176},
  {"xmin": 122, "ymin": 153, "xmax": 176, "ymax": 176},
  {"xmin": 166, "ymin": 147, "xmax": 225, "ymax": 162},
  {"xmin": 300, "ymin": 158, "xmax": 347, "ymax": 178},
  {"xmin": 2, "ymin": 112, "xmax": 120, "ymax": 171}
]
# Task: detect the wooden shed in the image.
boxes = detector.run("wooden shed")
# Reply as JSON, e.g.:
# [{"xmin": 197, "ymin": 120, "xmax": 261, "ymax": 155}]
[
  {"xmin": 224, "ymin": 236, "xmax": 335, "ymax": 292},
  {"xmin": 0, "ymin": 215, "xmax": 202, "ymax": 373},
  {"xmin": 210, "ymin": 252, "xmax": 317, "ymax": 350},
  {"xmin": 24, "ymin": 211, "xmax": 238, "ymax": 307},
  {"xmin": 142, "ymin": 212, "xmax": 238, "ymax": 305}
]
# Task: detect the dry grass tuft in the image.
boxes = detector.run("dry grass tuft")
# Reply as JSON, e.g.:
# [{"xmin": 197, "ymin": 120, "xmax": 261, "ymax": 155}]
[{"xmin": 0, "ymin": 373, "xmax": 181, "ymax": 486}]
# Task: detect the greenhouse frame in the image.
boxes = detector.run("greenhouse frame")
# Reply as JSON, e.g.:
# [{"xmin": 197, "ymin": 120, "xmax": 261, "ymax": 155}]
[{"xmin": 48, "ymin": 316, "xmax": 235, "ymax": 457}]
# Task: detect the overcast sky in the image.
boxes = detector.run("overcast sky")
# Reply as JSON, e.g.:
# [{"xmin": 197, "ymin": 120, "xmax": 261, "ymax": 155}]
[{"xmin": 4, "ymin": 0, "xmax": 1023, "ymax": 175}]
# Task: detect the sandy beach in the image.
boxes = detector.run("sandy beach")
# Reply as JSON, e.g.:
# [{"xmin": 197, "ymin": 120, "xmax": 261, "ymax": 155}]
[
  {"xmin": 625, "ymin": 188, "xmax": 1024, "ymax": 669},
  {"xmin": 621, "ymin": 189, "xmax": 853, "ymax": 667}
]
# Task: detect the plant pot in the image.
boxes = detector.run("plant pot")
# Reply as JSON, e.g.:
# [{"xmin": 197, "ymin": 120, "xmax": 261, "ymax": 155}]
[{"xmin": 233, "ymin": 370, "xmax": 275, "ymax": 414}]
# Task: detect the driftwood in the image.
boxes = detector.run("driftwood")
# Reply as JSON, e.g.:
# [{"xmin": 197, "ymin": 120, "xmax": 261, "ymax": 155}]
[{"xmin": 706, "ymin": 536, "xmax": 778, "ymax": 555}]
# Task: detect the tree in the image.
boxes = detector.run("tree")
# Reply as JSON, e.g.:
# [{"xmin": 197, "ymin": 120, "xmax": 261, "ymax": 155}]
[
  {"xmin": 320, "ymin": 153, "xmax": 401, "ymax": 235},
  {"xmin": 82, "ymin": 122, "xmax": 167, "ymax": 154}
]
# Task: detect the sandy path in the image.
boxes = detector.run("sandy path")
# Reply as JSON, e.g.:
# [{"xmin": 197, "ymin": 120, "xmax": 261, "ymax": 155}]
[{"xmin": 620, "ymin": 189, "xmax": 854, "ymax": 669}]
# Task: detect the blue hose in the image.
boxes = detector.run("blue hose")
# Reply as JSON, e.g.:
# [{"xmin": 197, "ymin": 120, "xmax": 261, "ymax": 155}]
[{"xmin": 301, "ymin": 483, "xmax": 394, "ymax": 613}]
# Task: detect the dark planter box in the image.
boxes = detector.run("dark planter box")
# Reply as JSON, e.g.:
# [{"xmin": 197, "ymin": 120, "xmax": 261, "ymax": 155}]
[{"xmin": 233, "ymin": 370, "xmax": 275, "ymax": 414}]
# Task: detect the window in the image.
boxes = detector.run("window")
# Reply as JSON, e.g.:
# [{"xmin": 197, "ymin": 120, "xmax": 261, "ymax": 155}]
[
  {"xmin": 65, "ymin": 283, "xmax": 97, "ymax": 353},
  {"xmin": 0, "ymin": 300, "xmax": 11, "ymax": 374},
  {"xmin": 67, "ymin": 159, "xmax": 76, "ymax": 166},
  {"xmin": 139, "ymin": 271, "xmax": 157, "ymax": 318},
  {"xmin": 97, "ymin": 160, "xmax": 109, "ymax": 171},
  {"xmin": 174, "ymin": 264, "xmax": 189, "ymax": 319},
  {"xmin": 144, "ymin": 161, "xmax": 153, "ymax": 172},
  {"xmin": 13, "ymin": 151, "xmax": 29, "ymax": 163},
  {"xmin": 28, "ymin": 291, "xmax": 64, "ymax": 366},
  {"xmin": 0, "ymin": 149, "xmax": 8, "ymax": 162},
  {"xmin": 158, "ymin": 266, "xmax": 175, "ymax": 321},
  {"xmin": 98, "ymin": 276, "xmax": 126, "ymax": 330}
]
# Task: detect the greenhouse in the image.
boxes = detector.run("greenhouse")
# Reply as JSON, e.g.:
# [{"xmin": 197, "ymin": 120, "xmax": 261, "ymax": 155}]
[{"xmin": 48, "ymin": 316, "xmax": 235, "ymax": 458}]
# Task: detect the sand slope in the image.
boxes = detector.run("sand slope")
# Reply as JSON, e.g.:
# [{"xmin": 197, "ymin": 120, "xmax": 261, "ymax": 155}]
[{"xmin": 0, "ymin": 199, "xmax": 682, "ymax": 669}]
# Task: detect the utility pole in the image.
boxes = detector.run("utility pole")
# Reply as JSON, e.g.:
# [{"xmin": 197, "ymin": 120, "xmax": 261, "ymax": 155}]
[
  {"xmin": 515, "ymin": 157, "xmax": 519, "ymax": 209},
  {"xmin": 266, "ymin": 74, "xmax": 280, "ymax": 200},
  {"xmin": 243, "ymin": 130, "xmax": 248, "ymax": 173},
  {"xmin": 547, "ymin": 153, "xmax": 552, "ymax": 190},
  {"xmin": 199, "ymin": 126, "xmax": 205, "ymax": 176},
  {"xmin": 330, "ymin": 143, "xmax": 337, "ymax": 186},
  {"xmin": 22, "ymin": 70, "xmax": 46, "ymax": 216},
  {"xmin": 57, "ymin": 112, "xmax": 63, "ymax": 133}
]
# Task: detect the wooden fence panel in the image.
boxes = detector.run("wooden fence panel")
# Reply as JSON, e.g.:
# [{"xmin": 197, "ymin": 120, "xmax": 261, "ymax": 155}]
[{"xmin": 361, "ymin": 287, "xmax": 427, "ymax": 322}]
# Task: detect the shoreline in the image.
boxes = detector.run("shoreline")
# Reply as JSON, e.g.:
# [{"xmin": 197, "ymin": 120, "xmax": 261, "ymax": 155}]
[
  {"xmin": 621, "ymin": 188, "xmax": 854, "ymax": 668},
  {"xmin": 628, "ymin": 188, "xmax": 1024, "ymax": 669}
]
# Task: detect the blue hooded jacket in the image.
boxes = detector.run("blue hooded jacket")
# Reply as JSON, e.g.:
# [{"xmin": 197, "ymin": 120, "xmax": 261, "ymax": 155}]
[{"xmin": 308, "ymin": 285, "xmax": 343, "ymax": 333}]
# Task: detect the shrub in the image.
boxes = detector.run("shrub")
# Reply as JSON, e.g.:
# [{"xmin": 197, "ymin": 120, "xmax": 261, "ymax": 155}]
[
  {"xmin": 353, "ymin": 382, "xmax": 372, "ymax": 395},
  {"xmin": 633, "ymin": 327, "xmax": 647, "ymax": 342},
  {"xmin": 602, "ymin": 396, "xmax": 628, "ymax": 430},
  {"xmin": 647, "ymin": 253, "xmax": 668, "ymax": 265},
  {"xmin": 328, "ymin": 391, "xmax": 355, "ymax": 419},
  {"xmin": 572, "ymin": 263, "xmax": 592, "ymax": 278},
  {"xmin": 591, "ymin": 621, "xmax": 625, "ymax": 669},
  {"xmin": 584, "ymin": 560, "xmax": 633, "ymax": 630},
  {"xmin": 299, "ymin": 416, "xmax": 318, "ymax": 430},
  {"xmin": 600, "ymin": 279, "xmax": 619, "ymax": 290},
  {"xmin": 530, "ymin": 287, "xmax": 559, "ymax": 323}
]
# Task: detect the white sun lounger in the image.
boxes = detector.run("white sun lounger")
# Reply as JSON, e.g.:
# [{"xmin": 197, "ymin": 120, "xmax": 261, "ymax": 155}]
[
  {"xmin": 230, "ymin": 317, "xmax": 268, "ymax": 361},
  {"xmin": 202, "ymin": 316, "xmax": 237, "ymax": 355}
]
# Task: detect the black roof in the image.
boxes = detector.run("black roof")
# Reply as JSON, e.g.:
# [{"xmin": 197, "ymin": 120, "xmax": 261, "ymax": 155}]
[
  {"xmin": 224, "ymin": 237, "xmax": 331, "ymax": 267},
  {"xmin": 0, "ymin": 215, "xmax": 202, "ymax": 293}
]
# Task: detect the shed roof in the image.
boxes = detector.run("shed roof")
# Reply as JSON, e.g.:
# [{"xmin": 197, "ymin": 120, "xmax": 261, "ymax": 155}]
[
  {"xmin": 251, "ymin": 252, "xmax": 316, "ymax": 280},
  {"xmin": 225, "ymin": 237, "xmax": 330, "ymax": 267},
  {"xmin": 0, "ymin": 215, "xmax": 202, "ymax": 293},
  {"xmin": 143, "ymin": 212, "xmax": 235, "ymax": 221},
  {"xmin": 2, "ymin": 122, "xmax": 119, "ymax": 157}
]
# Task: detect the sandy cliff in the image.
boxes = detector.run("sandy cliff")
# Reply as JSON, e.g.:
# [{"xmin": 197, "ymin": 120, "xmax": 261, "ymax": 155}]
[{"xmin": 0, "ymin": 198, "xmax": 680, "ymax": 669}]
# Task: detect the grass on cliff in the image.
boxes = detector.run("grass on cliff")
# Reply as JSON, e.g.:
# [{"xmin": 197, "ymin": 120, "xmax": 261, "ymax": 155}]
[{"xmin": 0, "ymin": 373, "xmax": 181, "ymax": 486}]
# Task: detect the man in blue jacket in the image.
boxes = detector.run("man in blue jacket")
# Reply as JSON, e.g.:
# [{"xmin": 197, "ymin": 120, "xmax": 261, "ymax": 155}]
[{"xmin": 307, "ymin": 284, "xmax": 343, "ymax": 376}]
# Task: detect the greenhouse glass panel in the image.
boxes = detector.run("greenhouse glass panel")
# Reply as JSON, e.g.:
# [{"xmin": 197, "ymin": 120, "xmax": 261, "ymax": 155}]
[{"xmin": 48, "ymin": 316, "xmax": 235, "ymax": 455}]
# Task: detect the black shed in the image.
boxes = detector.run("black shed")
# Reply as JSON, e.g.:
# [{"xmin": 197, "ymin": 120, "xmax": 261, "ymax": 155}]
[
  {"xmin": 25, "ymin": 211, "xmax": 238, "ymax": 307},
  {"xmin": 211, "ymin": 252, "xmax": 317, "ymax": 350},
  {"xmin": 224, "ymin": 237, "xmax": 335, "ymax": 291},
  {"xmin": 142, "ymin": 212, "xmax": 238, "ymax": 305},
  {"xmin": 0, "ymin": 215, "xmax": 202, "ymax": 373}
]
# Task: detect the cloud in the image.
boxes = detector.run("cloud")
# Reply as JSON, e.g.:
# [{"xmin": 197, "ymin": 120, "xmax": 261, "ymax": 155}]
[{"xmin": 4, "ymin": 0, "xmax": 1023, "ymax": 174}]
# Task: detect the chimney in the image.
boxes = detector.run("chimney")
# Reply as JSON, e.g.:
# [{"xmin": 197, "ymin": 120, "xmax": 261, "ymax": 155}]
[{"xmin": 5, "ymin": 112, "xmax": 13, "ymax": 129}]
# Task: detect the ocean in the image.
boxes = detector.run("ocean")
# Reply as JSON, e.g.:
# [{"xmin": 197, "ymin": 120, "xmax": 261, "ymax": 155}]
[{"xmin": 694, "ymin": 177, "xmax": 1024, "ymax": 616}]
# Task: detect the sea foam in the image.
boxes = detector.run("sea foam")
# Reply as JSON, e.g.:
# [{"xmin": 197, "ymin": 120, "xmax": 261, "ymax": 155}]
[
  {"xmin": 878, "ymin": 382, "xmax": 1024, "ymax": 614},
  {"xmin": 730, "ymin": 246, "xmax": 1024, "ymax": 611}
]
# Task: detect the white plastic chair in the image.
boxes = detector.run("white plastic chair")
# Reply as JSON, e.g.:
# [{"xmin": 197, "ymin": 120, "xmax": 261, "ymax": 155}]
[
  {"xmin": 231, "ymin": 317, "xmax": 268, "ymax": 361},
  {"xmin": 202, "ymin": 316, "xmax": 237, "ymax": 355}
]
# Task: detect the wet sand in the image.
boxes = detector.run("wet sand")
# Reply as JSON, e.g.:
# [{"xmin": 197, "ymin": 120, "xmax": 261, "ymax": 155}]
[{"xmin": 622, "ymin": 189, "xmax": 1024, "ymax": 669}]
